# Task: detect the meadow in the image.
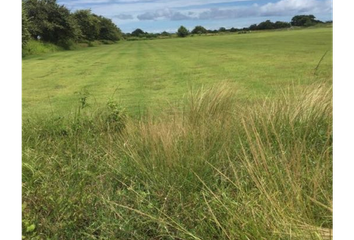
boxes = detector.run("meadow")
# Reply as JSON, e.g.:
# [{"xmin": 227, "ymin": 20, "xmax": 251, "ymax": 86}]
[
  {"xmin": 22, "ymin": 28, "xmax": 333, "ymax": 239},
  {"xmin": 22, "ymin": 28, "xmax": 332, "ymax": 117}
]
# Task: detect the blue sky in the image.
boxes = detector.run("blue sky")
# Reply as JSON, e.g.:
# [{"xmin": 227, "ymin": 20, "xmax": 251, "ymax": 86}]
[{"xmin": 57, "ymin": 0, "xmax": 333, "ymax": 33}]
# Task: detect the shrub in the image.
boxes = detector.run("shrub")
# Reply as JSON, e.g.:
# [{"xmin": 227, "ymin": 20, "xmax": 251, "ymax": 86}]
[{"xmin": 58, "ymin": 39, "xmax": 77, "ymax": 50}]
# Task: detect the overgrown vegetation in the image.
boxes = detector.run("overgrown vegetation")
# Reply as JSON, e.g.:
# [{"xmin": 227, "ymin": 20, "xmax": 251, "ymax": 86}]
[
  {"xmin": 22, "ymin": 83, "xmax": 332, "ymax": 239},
  {"xmin": 22, "ymin": 0, "xmax": 123, "ymax": 55},
  {"xmin": 22, "ymin": 40, "xmax": 64, "ymax": 56}
]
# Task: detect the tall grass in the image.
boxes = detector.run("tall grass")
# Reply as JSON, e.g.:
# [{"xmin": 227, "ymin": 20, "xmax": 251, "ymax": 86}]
[
  {"xmin": 22, "ymin": 40, "xmax": 63, "ymax": 57},
  {"xmin": 22, "ymin": 83, "xmax": 332, "ymax": 239}
]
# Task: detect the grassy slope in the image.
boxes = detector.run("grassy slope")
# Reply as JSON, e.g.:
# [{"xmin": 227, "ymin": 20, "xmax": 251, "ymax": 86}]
[{"xmin": 22, "ymin": 28, "xmax": 332, "ymax": 117}]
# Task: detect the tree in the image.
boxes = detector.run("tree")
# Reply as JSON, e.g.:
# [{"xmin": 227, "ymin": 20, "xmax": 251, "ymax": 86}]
[
  {"xmin": 73, "ymin": 10, "xmax": 101, "ymax": 41},
  {"xmin": 207, "ymin": 29, "xmax": 218, "ymax": 33},
  {"xmin": 22, "ymin": 4, "xmax": 31, "ymax": 48},
  {"xmin": 257, "ymin": 20, "xmax": 274, "ymax": 30},
  {"xmin": 218, "ymin": 27, "xmax": 226, "ymax": 32},
  {"xmin": 23, "ymin": 0, "xmax": 81, "ymax": 44},
  {"xmin": 249, "ymin": 24, "xmax": 258, "ymax": 31},
  {"xmin": 177, "ymin": 26, "xmax": 189, "ymax": 37},
  {"xmin": 161, "ymin": 31, "xmax": 170, "ymax": 36},
  {"xmin": 274, "ymin": 21, "xmax": 291, "ymax": 29},
  {"xmin": 145, "ymin": 33, "xmax": 157, "ymax": 39},
  {"xmin": 191, "ymin": 26, "xmax": 207, "ymax": 34},
  {"xmin": 131, "ymin": 28, "xmax": 145, "ymax": 37},
  {"xmin": 291, "ymin": 15, "xmax": 321, "ymax": 27},
  {"xmin": 98, "ymin": 16, "xmax": 123, "ymax": 41}
]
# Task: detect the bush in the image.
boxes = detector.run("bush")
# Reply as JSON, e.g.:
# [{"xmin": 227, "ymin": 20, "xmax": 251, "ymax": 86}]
[
  {"xmin": 88, "ymin": 40, "xmax": 102, "ymax": 47},
  {"xmin": 58, "ymin": 39, "xmax": 77, "ymax": 50}
]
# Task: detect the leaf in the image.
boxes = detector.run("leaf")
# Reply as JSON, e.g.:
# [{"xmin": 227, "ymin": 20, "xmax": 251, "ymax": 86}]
[{"xmin": 26, "ymin": 224, "xmax": 36, "ymax": 233}]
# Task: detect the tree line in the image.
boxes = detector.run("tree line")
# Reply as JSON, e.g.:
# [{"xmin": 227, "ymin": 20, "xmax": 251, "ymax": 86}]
[
  {"xmin": 175, "ymin": 15, "xmax": 329, "ymax": 37},
  {"xmin": 22, "ymin": 0, "xmax": 123, "ymax": 49},
  {"xmin": 22, "ymin": 4, "xmax": 331, "ymax": 47},
  {"xmin": 124, "ymin": 15, "xmax": 330, "ymax": 39}
]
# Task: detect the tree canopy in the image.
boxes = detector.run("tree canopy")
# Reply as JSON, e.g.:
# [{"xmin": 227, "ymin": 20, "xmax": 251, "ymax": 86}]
[
  {"xmin": 291, "ymin": 15, "xmax": 322, "ymax": 27},
  {"xmin": 177, "ymin": 26, "xmax": 189, "ymax": 37},
  {"xmin": 22, "ymin": 0, "xmax": 123, "ymax": 48},
  {"xmin": 24, "ymin": 0, "xmax": 81, "ymax": 44},
  {"xmin": 73, "ymin": 10, "xmax": 101, "ymax": 41},
  {"xmin": 131, "ymin": 28, "xmax": 146, "ymax": 37},
  {"xmin": 191, "ymin": 26, "xmax": 207, "ymax": 34}
]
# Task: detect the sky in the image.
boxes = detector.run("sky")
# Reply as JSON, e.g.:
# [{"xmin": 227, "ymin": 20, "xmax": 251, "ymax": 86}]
[{"xmin": 57, "ymin": 0, "xmax": 333, "ymax": 33}]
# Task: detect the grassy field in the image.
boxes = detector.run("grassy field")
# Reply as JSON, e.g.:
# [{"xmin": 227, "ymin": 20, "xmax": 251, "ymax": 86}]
[
  {"xmin": 22, "ymin": 28, "xmax": 332, "ymax": 117},
  {"xmin": 22, "ymin": 28, "xmax": 333, "ymax": 239}
]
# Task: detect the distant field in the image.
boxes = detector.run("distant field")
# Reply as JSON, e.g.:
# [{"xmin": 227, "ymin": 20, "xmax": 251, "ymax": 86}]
[{"xmin": 22, "ymin": 28, "xmax": 332, "ymax": 117}]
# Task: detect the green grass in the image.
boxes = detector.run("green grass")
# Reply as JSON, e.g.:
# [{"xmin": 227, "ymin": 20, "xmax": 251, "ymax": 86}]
[
  {"xmin": 22, "ymin": 28, "xmax": 333, "ymax": 239},
  {"xmin": 23, "ymin": 83, "xmax": 332, "ymax": 239},
  {"xmin": 22, "ymin": 39, "xmax": 118, "ymax": 58},
  {"xmin": 22, "ymin": 40, "xmax": 64, "ymax": 57},
  {"xmin": 22, "ymin": 28, "xmax": 332, "ymax": 117}
]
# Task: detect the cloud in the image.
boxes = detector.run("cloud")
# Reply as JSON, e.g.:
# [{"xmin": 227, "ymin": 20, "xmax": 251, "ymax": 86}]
[
  {"xmin": 199, "ymin": 7, "xmax": 255, "ymax": 20},
  {"xmin": 137, "ymin": 12, "xmax": 157, "ymax": 20},
  {"xmin": 114, "ymin": 13, "xmax": 134, "ymax": 19},
  {"xmin": 137, "ymin": 8, "xmax": 191, "ymax": 21},
  {"xmin": 260, "ymin": 0, "xmax": 332, "ymax": 16},
  {"xmin": 135, "ymin": 0, "xmax": 332, "ymax": 22},
  {"xmin": 198, "ymin": 0, "xmax": 332, "ymax": 20},
  {"xmin": 170, "ymin": 12, "xmax": 192, "ymax": 21},
  {"xmin": 57, "ymin": 0, "xmax": 333, "ymax": 32}
]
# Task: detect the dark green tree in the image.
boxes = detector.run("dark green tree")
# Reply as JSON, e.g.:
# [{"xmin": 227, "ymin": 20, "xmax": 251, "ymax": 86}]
[
  {"xmin": 257, "ymin": 20, "xmax": 275, "ymax": 30},
  {"xmin": 274, "ymin": 21, "xmax": 291, "ymax": 29},
  {"xmin": 98, "ymin": 16, "xmax": 123, "ymax": 41},
  {"xmin": 249, "ymin": 24, "xmax": 258, "ymax": 30},
  {"xmin": 207, "ymin": 29, "xmax": 218, "ymax": 33},
  {"xmin": 218, "ymin": 27, "xmax": 226, "ymax": 32},
  {"xmin": 73, "ymin": 10, "xmax": 101, "ymax": 41},
  {"xmin": 131, "ymin": 28, "xmax": 145, "ymax": 37},
  {"xmin": 161, "ymin": 31, "xmax": 171, "ymax": 36},
  {"xmin": 191, "ymin": 26, "xmax": 207, "ymax": 34},
  {"xmin": 177, "ymin": 26, "xmax": 189, "ymax": 37},
  {"xmin": 23, "ymin": 0, "xmax": 81, "ymax": 44},
  {"xmin": 291, "ymin": 15, "xmax": 321, "ymax": 26}
]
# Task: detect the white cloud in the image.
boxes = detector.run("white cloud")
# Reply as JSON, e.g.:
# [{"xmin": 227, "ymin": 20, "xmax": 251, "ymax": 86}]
[
  {"xmin": 198, "ymin": 0, "xmax": 332, "ymax": 20},
  {"xmin": 260, "ymin": 0, "xmax": 332, "ymax": 16},
  {"xmin": 59, "ymin": 0, "xmax": 255, "ymax": 15},
  {"xmin": 137, "ymin": 8, "xmax": 192, "ymax": 21}
]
